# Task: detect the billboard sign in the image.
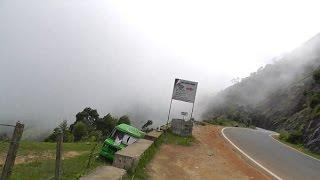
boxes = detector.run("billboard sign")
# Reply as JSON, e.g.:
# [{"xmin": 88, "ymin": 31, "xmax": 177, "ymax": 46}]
[{"xmin": 172, "ymin": 78, "xmax": 198, "ymax": 103}]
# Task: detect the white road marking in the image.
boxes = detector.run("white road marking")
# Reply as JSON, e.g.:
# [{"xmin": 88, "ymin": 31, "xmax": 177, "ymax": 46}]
[{"xmin": 221, "ymin": 127, "xmax": 282, "ymax": 180}]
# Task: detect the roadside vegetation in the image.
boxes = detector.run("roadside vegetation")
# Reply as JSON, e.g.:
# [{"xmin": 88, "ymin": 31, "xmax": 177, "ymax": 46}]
[
  {"xmin": 204, "ymin": 117, "xmax": 255, "ymax": 128},
  {"xmin": 203, "ymin": 60, "xmax": 320, "ymax": 153},
  {"xmin": 276, "ymin": 134, "xmax": 320, "ymax": 160},
  {"xmin": 274, "ymin": 69, "xmax": 320, "ymax": 155},
  {"xmin": 125, "ymin": 131, "xmax": 195, "ymax": 180},
  {"xmin": 44, "ymin": 107, "xmax": 132, "ymax": 143},
  {"xmin": 0, "ymin": 141, "xmax": 107, "ymax": 179},
  {"xmin": 0, "ymin": 107, "xmax": 134, "ymax": 179}
]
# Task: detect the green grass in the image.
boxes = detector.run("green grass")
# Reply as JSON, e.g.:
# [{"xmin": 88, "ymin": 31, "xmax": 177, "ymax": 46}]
[
  {"xmin": 164, "ymin": 131, "xmax": 196, "ymax": 146},
  {"xmin": 1, "ymin": 132, "xmax": 195, "ymax": 180},
  {"xmin": 125, "ymin": 131, "xmax": 195, "ymax": 180},
  {"xmin": 9, "ymin": 152, "xmax": 106, "ymax": 180},
  {"xmin": 0, "ymin": 141, "xmax": 107, "ymax": 179},
  {"xmin": 276, "ymin": 137, "xmax": 320, "ymax": 160},
  {"xmin": 0, "ymin": 141, "xmax": 99, "ymax": 155}
]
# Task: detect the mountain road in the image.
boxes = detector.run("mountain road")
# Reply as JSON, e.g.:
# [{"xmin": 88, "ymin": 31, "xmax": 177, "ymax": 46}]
[{"xmin": 222, "ymin": 127, "xmax": 320, "ymax": 180}]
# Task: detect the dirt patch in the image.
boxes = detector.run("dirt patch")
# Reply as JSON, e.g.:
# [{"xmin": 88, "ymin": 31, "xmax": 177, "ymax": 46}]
[
  {"xmin": 147, "ymin": 125, "xmax": 269, "ymax": 180},
  {"xmin": 0, "ymin": 151, "xmax": 86, "ymax": 165}
]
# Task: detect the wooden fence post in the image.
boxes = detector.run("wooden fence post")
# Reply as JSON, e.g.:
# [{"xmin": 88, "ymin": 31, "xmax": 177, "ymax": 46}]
[
  {"xmin": 55, "ymin": 132, "xmax": 63, "ymax": 180},
  {"xmin": 1, "ymin": 122, "xmax": 24, "ymax": 180}
]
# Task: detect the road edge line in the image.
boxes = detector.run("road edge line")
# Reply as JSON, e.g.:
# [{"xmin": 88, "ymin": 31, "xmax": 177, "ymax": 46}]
[
  {"xmin": 221, "ymin": 127, "xmax": 282, "ymax": 180},
  {"xmin": 269, "ymin": 134, "xmax": 320, "ymax": 162}
]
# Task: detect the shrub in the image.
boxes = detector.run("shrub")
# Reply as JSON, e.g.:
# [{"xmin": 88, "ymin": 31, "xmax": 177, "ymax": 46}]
[
  {"xmin": 309, "ymin": 93, "xmax": 320, "ymax": 108},
  {"xmin": 73, "ymin": 121, "xmax": 88, "ymax": 141},
  {"xmin": 279, "ymin": 130, "xmax": 290, "ymax": 141},
  {"xmin": 280, "ymin": 130, "xmax": 303, "ymax": 144},
  {"xmin": 313, "ymin": 69, "xmax": 320, "ymax": 83},
  {"xmin": 117, "ymin": 115, "xmax": 131, "ymax": 125},
  {"xmin": 287, "ymin": 130, "xmax": 303, "ymax": 144},
  {"xmin": 64, "ymin": 130, "xmax": 74, "ymax": 142}
]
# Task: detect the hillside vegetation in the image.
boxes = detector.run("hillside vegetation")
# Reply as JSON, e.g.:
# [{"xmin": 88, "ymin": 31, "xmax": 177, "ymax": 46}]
[
  {"xmin": 0, "ymin": 141, "xmax": 105, "ymax": 179},
  {"xmin": 203, "ymin": 33, "xmax": 320, "ymax": 153}
]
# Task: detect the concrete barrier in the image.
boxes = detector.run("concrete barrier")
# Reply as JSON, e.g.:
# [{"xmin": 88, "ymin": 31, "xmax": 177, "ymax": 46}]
[
  {"xmin": 80, "ymin": 166, "xmax": 126, "ymax": 180},
  {"xmin": 113, "ymin": 139, "xmax": 153, "ymax": 171},
  {"xmin": 144, "ymin": 131, "xmax": 163, "ymax": 141},
  {"xmin": 171, "ymin": 119, "xmax": 193, "ymax": 137},
  {"xmin": 81, "ymin": 132, "xmax": 161, "ymax": 179}
]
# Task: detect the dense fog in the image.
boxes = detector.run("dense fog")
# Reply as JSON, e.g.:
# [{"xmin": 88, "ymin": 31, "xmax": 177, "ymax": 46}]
[{"xmin": 1, "ymin": 1, "xmax": 320, "ymax": 138}]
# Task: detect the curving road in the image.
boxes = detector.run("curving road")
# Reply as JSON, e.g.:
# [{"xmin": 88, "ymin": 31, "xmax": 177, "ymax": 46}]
[{"xmin": 222, "ymin": 127, "xmax": 320, "ymax": 180}]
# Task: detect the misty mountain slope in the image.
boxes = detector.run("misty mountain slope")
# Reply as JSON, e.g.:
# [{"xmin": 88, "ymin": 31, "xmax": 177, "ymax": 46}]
[{"xmin": 203, "ymin": 33, "xmax": 320, "ymax": 152}]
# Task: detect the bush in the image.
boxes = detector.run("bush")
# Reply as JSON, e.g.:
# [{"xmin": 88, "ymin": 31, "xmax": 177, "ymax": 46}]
[
  {"xmin": 117, "ymin": 115, "xmax": 131, "ymax": 125},
  {"xmin": 96, "ymin": 114, "xmax": 117, "ymax": 137},
  {"xmin": 287, "ymin": 130, "xmax": 303, "ymax": 144},
  {"xmin": 309, "ymin": 93, "xmax": 320, "ymax": 108},
  {"xmin": 84, "ymin": 131, "xmax": 102, "ymax": 142},
  {"xmin": 313, "ymin": 69, "xmax": 320, "ymax": 83},
  {"xmin": 64, "ymin": 130, "xmax": 74, "ymax": 142},
  {"xmin": 73, "ymin": 121, "xmax": 88, "ymax": 141},
  {"xmin": 279, "ymin": 130, "xmax": 290, "ymax": 141},
  {"xmin": 44, "ymin": 131, "xmax": 57, "ymax": 142},
  {"xmin": 279, "ymin": 130, "xmax": 303, "ymax": 144}
]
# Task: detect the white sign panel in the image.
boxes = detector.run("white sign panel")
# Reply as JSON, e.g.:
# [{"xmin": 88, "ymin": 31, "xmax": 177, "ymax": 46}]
[
  {"xmin": 172, "ymin": 78, "xmax": 198, "ymax": 103},
  {"xmin": 181, "ymin": 112, "xmax": 188, "ymax": 116}
]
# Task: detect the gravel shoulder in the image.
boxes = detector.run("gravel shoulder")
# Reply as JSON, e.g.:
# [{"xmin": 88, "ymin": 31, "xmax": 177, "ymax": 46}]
[{"xmin": 146, "ymin": 125, "xmax": 269, "ymax": 180}]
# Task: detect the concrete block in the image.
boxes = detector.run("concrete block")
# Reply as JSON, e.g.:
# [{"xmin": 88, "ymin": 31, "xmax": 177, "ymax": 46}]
[
  {"xmin": 80, "ymin": 166, "xmax": 126, "ymax": 180},
  {"xmin": 171, "ymin": 119, "xmax": 193, "ymax": 137},
  {"xmin": 113, "ymin": 139, "xmax": 153, "ymax": 171},
  {"xmin": 144, "ymin": 131, "xmax": 163, "ymax": 141}
]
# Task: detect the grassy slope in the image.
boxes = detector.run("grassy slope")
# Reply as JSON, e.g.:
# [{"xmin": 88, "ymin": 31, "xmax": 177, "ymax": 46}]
[
  {"xmin": 0, "ymin": 141, "xmax": 100, "ymax": 154},
  {"xmin": 276, "ymin": 137, "xmax": 320, "ymax": 160},
  {"xmin": 0, "ymin": 141, "xmax": 107, "ymax": 180}
]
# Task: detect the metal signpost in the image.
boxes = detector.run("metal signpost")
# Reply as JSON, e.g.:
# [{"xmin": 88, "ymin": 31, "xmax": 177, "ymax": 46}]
[{"xmin": 166, "ymin": 78, "xmax": 198, "ymax": 127}]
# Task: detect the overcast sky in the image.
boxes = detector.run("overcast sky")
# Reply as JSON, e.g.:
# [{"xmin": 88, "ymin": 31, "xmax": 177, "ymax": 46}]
[{"xmin": 1, "ymin": 0, "xmax": 320, "ymax": 129}]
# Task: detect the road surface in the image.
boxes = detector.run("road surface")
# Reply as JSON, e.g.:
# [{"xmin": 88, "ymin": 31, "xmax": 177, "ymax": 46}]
[
  {"xmin": 147, "ymin": 125, "xmax": 268, "ymax": 180},
  {"xmin": 222, "ymin": 127, "xmax": 320, "ymax": 180}
]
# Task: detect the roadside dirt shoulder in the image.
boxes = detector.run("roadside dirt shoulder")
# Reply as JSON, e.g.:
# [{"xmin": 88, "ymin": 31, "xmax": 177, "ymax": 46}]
[{"xmin": 147, "ymin": 125, "xmax": 269, "ymax": 180}]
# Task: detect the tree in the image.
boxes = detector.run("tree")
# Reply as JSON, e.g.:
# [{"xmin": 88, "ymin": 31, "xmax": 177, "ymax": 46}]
[
  {"xmin": 117, "ymin": 115, "xmax": 131, "ymax": 125},
  {"xmin": 59, "ymin": 120, "xmax": 68, "ymax": 132},
  {"xmin": 70, "ymin": 107, "xmax": 100, "ymax": 131},
  {"xmin": 44, "ymin": 120, "xmax": 74, "ymax": 142},
  {"xmin": 72, "ymin": 121, "xmax": 88, "ymax": 141},
  {"xmin": 96, "ymin": 113, "xmax": 118, "ymax": 137}
]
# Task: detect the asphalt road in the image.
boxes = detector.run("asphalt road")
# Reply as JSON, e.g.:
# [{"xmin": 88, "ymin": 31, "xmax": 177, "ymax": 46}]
[{"xmin": 222, "ymin": 127, "xmax": 320, "ymax": 180}]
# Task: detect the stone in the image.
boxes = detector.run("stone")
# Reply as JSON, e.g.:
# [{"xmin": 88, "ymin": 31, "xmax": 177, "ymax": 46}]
[
  {"xmin": 171, "ymin": 119, "xmax": 193, "ymax": 137},
  {"xmin": 113, "ymin": 139, "xmax": 153, "ymax": 171},
  {"xmin": 80, "ymin": 166, "xmax": 126, "ymax": 180}
]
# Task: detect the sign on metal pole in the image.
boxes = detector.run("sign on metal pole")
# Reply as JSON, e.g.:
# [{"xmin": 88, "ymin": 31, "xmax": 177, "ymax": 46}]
[
  {"xmin": 172, "ymin": 79, "xmax": 198, "ymax": 103},
  {"xmin": 166, "ymin": 78, "xmax": 198, "ymax": 126}
]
